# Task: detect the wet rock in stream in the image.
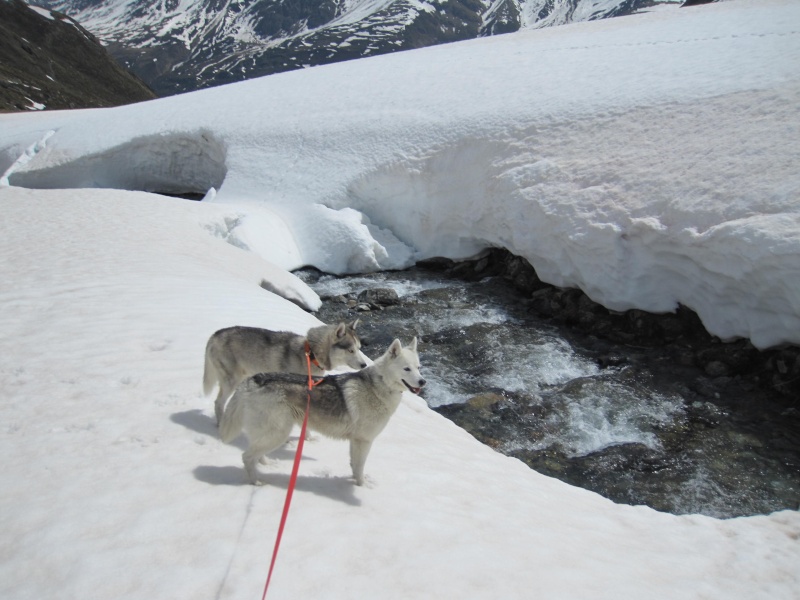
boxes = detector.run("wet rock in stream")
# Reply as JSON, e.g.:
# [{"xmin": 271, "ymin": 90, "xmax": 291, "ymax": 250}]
[{"xmin": 295, "ymin": 250, "xmax": 800, "ymax": 518}]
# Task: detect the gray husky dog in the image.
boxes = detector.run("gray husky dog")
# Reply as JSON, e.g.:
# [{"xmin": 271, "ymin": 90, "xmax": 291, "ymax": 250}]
[
  {"xmin": 203, "ymin": 320, "xmax": 368, "ymax": 424},
  {"xmin": 220, "ymin": 338, "xmax": 425, "ymax": 486}
]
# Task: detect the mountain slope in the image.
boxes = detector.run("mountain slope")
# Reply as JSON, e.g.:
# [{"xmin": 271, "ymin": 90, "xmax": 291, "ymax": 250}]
[
  {"xmin": 0, "ymin": 0, "xmax": 155, "ymax": 111},
  {"xmin": 31, "ymin": 0, "xmax": 676, "ymax": 96}
]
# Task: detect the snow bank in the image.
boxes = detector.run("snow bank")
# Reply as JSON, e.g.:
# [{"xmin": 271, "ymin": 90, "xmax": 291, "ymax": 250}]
[{"xmin": 0, "ymin": 1, "xmax": 798, "ymax": 348}]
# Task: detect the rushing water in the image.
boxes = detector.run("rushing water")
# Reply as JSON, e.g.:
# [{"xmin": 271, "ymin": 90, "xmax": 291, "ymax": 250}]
[{"xmin": 297, "ymin": 266, "xmax": 800, "ymax": 518}]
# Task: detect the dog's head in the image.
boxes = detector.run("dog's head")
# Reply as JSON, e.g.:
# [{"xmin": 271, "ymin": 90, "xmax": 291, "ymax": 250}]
[
  {"xmin": 383, "ymin": 337, "xmax": 425, "ymax": 395},
  {"xmin": 329, "ymin": 319, "xmax": 369, "ymax": 371}
]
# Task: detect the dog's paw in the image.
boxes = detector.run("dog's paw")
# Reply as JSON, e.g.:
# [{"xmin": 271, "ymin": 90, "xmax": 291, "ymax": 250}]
[
  {"xmin": 357, "ymin": 474, "xmax": 376, "ymax": 489},
  {"xmin": 353, "ymin": 474, "xmax": 375, "ymax": 487}
]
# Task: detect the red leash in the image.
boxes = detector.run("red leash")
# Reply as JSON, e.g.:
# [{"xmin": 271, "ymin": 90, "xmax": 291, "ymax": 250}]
[{"xmin": 260, "ymin": 346, "xmax": 321, "ymax": 599}]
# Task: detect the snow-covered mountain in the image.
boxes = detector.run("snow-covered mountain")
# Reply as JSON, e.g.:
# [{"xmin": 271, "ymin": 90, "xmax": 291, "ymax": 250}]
[{"xmin": 31, "ymin": 0, "xmax": 681, "ymax": 96}]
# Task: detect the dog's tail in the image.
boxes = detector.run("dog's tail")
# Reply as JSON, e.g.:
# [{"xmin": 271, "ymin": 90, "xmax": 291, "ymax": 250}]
[
  {"xmin": 219, "ymin": 393, "xmax": 245, "ymax": 443},
  {"xmin": 202, "ymin": 342, "xmax": 217, "ymax": 396}
]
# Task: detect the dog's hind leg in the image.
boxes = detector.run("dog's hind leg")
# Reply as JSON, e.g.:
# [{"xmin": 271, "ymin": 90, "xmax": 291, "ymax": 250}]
[
  {"xmin": 214, "ymin": 385, "xmax": 231, "ymax": 426},
  {"xmin": 349, "ymin": 438, "xmax": 374, "ymax": 486},
  {"xmin": 242, "ymin": 443, "xmax": 274, "ymax": 485},
  {"xmin": 219, "ymin": 393, "xmax": 246, "ymax": 443},
  {"xmin": 241, "ymin": 413, "xmax": 293, "ymax": 485}
]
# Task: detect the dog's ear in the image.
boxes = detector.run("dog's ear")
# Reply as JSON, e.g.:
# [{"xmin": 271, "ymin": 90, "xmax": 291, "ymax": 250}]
[
  {"xmin": 388, "ymin": 338, "xmax": 402, "ymax": 358},
  {"xmin": 335, "ymin": 322, "xmax": 347, "ymax": 338},
  {"xmin": 409, "ymin": 337, "xmax": 418, "ymax": 353},
  {"xmin": 350, "ymin": 319, "xmax": 360, "ymax": 331}
]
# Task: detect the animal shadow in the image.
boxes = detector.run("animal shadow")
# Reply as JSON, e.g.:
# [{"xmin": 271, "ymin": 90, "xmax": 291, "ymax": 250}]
[
  {"xmin": 193, "ymin": 466, "xmax": 361, "ymax": 506},
  {"xmin": 173, "ymin": 410, "xmax": 356, "ymax": 505},
  {"xmin": 170, "ymin": 408, "xmax": 247, "ymax": 449}
]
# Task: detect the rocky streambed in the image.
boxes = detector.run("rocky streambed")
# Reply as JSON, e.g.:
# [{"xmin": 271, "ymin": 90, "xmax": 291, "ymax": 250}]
[{"xmin": 295, "ymin": 250, "xmax": 800, "ymax": 518}]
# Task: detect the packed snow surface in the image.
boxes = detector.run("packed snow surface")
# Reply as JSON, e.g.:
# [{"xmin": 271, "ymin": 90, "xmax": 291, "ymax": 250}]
[{"xmin": 1, "ymin": 2, "xmax": 800, "ymax": 597}]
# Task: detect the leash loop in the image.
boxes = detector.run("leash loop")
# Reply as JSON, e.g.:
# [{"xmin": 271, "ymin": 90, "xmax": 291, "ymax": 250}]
[{"xmin": 304, "ymin": 340, "xmax": 323, "ymax": 370}]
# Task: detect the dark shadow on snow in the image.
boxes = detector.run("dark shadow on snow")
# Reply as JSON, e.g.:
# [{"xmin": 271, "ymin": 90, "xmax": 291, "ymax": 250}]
[
  {"xmin": 172, "ymin": 409, "xmax": 360, "ymax": 506},
  {"xmin": 170, "ymin": 408, "xmax": 217, "ymax": 436},
  {"xmin": 193, "ymin": 467, "xmax": 362, "ymax": 506},
  {"xmin": 170, "ymin": 408, "xmax": 307, "ymax": 459},
  {"xmin": 169, "ymin": 408, "xmax": 247, "ymax": 450}
]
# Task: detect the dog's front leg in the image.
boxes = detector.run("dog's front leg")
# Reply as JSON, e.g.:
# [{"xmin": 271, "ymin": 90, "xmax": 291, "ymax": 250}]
[{"xmin": 349, "ymin": 439, "xmax": 373, "ymax": 486}]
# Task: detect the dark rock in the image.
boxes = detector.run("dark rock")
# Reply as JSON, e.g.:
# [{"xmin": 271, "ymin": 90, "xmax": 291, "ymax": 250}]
[
  {"xmin": 357, "ymin": 288, "xmax": 400, "ymax": 307},
  {"xmin": 597, "ymin": 354, "xmax": 626, "ymax": 369},
  {"xmin": 682, "ymin": 0, "xmax": 717, "ymax": 6},
  {"xmin": 658, "ymin": 315, "xmax": 685, "ymax": 341},
  {"xmin": 467, "ymin": 393, "xmax": 504, "ymax": 409},
  {"xmin": 473, "ymin": 257, "xmax": 490, "ymax": 273},
  {"xmin": 416, "ymin": 257, "xmax": 456, "ymax": 270},
  {"xmin": 688, "ymin": 401, "xmax": 724, "ymax": 428},
  {"xmin": 704, "ymin": 361, "xmax": 729, "ymax": 378},
  {"xmin": 672, "ymin": 347, "xmax": 696, "ymax": 367},
  {"xmin": 449, "ymin": 261, "xmax": 480, "ymax": 280}
]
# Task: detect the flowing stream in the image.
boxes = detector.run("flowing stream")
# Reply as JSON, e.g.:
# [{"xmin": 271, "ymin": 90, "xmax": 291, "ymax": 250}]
[{"xmin": 296, "ymin": 265, "xmax": 800, "ymax": 518}]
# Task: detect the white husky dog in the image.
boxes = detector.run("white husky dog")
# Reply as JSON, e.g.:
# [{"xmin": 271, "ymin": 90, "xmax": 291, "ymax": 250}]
[
  {"xmin": 220, "ymin": 338, "xmax": 425, "ymax": 486},
  {"xmin": 203, "ymin": 320, "xmax": 368, "ymax": 424}
]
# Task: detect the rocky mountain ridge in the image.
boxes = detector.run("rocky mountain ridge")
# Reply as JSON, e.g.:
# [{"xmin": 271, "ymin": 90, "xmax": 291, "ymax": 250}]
[{"xmin": 0, "ymin": 0, "xmax": 155, "ymax": 111}]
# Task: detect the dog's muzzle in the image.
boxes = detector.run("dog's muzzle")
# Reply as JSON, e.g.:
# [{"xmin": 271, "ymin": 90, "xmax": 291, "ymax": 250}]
[{"xmin": 403, "ymin": 378, "xmax": 426, "ymax": 395}]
